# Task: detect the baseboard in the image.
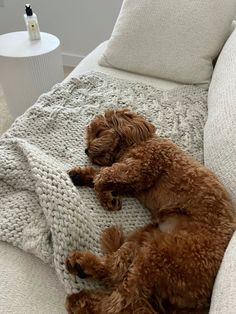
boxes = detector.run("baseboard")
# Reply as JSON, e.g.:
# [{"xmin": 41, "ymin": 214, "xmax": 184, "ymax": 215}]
[{"xmin": 62, "ymin": 52, "xmax": 85, "ymax": 67}]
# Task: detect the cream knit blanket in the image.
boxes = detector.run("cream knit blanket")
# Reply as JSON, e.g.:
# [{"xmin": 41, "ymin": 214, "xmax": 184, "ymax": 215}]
[{"xmin": 0, "ymin": 72, "xmax": 207, "ymax": 293}]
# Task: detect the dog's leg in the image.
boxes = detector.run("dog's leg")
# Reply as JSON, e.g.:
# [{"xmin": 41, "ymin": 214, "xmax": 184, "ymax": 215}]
[
  {"xmin": 67, "ymin": 227, "xmax": 213, "ymax": 314},
  {"xmin": 68, "ymin": 166, "xmax": 98, "ymax": 187},
  {"xmin": 94, "ymin": 160, "xmax": 158, "ymax": 211},
  {"xmin": 100, "ymin": 225, "xmax": 125, "ymax": 254},
  {"xmin": 98, "ymin": 231, "xmax": 212, "ymax": 314},
  {"xmin": 100, "ymin": 223, "xmax": 156, "ymax": 254},
  {"xmin": 91, "ymin": 230, "xmax": 186, "ymax": 314},
  {"xmin": 66, "ymin": 224, "xmax": 157, "ymax": 285},
  {"xmin": 95, "ymin": 160, "xmax": 155, "ymax": 193},
  {"xmin": 66, "ymin": 241, "xmax": 138, "ymax": 286},
  {"xmin": 65, "ymin": 290, "xmax": 110, "ymax": 314},
  {"xmin": 96, "ymin": 256, "xmax": 155, "ymax": 314},
  {"xmin": 65, "ymin": 290, "xmax": 157, "ymax": 314},
  {"xmin": 66, "ymin": 242, "xmax": 181, "ymax": 314},
  {"xmin": 97, "ymin": 236, "xmax": 182, "ymax": 314}
]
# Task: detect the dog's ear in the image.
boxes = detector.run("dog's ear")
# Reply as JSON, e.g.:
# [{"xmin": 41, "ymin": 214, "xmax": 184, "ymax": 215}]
[{"xmin": 104, "ymin": 109, "xmax": 156, "ymax": 145}]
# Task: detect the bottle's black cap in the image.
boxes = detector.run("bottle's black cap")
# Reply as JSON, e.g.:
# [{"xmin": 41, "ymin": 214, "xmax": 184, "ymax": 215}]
[{"xmin": 25, "ymin": 4, "xmax": 33, "ymax": 16}]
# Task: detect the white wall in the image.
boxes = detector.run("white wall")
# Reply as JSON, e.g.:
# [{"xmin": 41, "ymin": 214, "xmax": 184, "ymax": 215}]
[{"xmin": 0, "ymin": 0, "xmax": 123, "ymax": 66}]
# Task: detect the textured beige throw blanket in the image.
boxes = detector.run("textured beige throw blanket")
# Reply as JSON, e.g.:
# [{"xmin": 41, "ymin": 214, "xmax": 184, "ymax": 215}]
[{"xmin": 0, "ymin": 72, "xmax": 207, "ymax": 293}]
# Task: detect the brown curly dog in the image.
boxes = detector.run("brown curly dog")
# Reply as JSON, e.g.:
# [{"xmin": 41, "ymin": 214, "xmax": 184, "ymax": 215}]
[{"xmin": 66, "ymin": 109, "xmax": 235, "ymax": 314}]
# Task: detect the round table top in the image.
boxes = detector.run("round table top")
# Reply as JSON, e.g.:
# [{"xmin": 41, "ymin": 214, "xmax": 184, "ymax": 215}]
[{"xmin": 0, "ymin": 31, "xmax": 60, "ymax": 58}]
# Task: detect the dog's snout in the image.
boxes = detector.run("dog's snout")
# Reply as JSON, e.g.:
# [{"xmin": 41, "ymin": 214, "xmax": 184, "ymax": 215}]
[{"xmin": 85, "ymin": 148, "xmax": 89, "ymax": 156}]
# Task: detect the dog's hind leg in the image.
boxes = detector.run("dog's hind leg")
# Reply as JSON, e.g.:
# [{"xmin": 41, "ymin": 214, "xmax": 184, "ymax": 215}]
[
  {"xmin": 95, "ymin": 254, "xmax": 156, "ymax": 314},
  {"xmin": 65, "ymin": 290, "xmax": 110, "ymax": 314},
  {"xmin": 100, "ymin": 225, "xmax": 125, "ymax": 254},
  {"xmin": 66, "ymin": 290, "xmax": 159, "ymax": 314},
  {"xmin": 66, "ymin": 224, "xmax": 157, "ymax": 286},
  {"xmin": 101, "ymin": 223, "xmax": 158, "ymax": 254},
  {"xmin": 66, "ymin": 239, "xmax": 138, "ymax": 286}
]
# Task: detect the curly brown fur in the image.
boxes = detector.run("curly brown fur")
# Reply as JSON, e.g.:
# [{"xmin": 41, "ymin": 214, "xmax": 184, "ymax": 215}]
[
  {"xmin": 100, "ymin": 225, "xmax": 125, "ymax": 254},
  {"xmin": 66, "ymin": 109, "xmax": 235, "ymax": 313}
]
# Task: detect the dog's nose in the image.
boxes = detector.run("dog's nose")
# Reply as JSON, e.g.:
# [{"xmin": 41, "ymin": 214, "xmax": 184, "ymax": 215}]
[{"xmin": 85, "ymin": 148, "xmax": 89, "ymax": 156}]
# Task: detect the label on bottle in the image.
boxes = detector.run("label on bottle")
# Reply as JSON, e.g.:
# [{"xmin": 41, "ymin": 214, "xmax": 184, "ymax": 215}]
[{"xmin": 27, "ymin": 20, "xmax": 41, "ymax": 40}]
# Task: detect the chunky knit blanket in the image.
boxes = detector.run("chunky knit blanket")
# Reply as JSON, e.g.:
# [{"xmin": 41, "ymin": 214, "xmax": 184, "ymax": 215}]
[{"xmin": 0, "ymin": 72, "xmax": 207, "ymax": 293}]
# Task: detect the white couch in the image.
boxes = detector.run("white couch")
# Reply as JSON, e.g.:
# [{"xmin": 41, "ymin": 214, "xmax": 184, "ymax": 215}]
[{"xmin": 0, "ymin": 29, "xmax": 236, "ymax": 313}]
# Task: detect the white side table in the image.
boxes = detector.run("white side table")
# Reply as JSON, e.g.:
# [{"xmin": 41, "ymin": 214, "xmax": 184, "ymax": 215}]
[{"xmin": 0, "ymin": 31, "xmax": 64, "ymax": 118}]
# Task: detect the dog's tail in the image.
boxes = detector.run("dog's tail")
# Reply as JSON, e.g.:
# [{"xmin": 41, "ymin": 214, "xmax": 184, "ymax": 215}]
[{"xmin": 100, "ymin": 225, "xmax": 125, "ymax": 254}]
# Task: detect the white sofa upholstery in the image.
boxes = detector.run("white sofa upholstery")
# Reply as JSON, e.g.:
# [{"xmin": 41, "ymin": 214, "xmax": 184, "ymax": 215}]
[
  {"xmin": 0, "ymin": 30, "xmax": 235, "ymax": 313},
  {"xmin": 206, "ymin": 29, "xmax": 236, "ymax": 314},
  {"xmin": 205, "ymin": 29, "xmax": 236, "ymax": 207}
]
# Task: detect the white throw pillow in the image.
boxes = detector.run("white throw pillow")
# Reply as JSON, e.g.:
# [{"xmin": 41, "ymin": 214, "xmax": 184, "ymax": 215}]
[{"xmin": 99, "ymin": 0, "xmax": 236, "ymax": 85}]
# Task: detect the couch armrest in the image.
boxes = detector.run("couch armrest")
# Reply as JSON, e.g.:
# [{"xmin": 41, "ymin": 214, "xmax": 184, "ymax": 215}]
[
  {"xmin": 206, "ymin": 30, "xmax": 236, "ymax": 314},
  {"xmin": 204, "ymin": 29, "xmax": 236, "ymax": 207}
]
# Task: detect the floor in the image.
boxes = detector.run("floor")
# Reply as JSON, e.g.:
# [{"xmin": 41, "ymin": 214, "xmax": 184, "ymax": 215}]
[{"xmin": 0, "ymin": 66, "xmax": 74, "ymax": 136}]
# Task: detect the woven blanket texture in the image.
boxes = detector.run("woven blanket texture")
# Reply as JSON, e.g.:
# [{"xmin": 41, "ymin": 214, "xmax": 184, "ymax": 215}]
[{"xmin": 0, "ymin": 72, "xmax": 207, "ymax": 293}]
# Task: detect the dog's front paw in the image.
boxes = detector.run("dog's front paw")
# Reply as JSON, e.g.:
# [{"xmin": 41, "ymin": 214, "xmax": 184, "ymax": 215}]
[
  {"xmin": 99, "ymin": 191, "xmax": 122, "ymax": 211},
  {"xmin": 68, "ymin": 166, "xmax": 96, "ymax": 187},
  {"xmin": 111, "ymin": 192, "xmax": 122, "ymax": 211},
  {"xmin": 68, "ymin": 167, "xmax": 85, "ymax": 186}
]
